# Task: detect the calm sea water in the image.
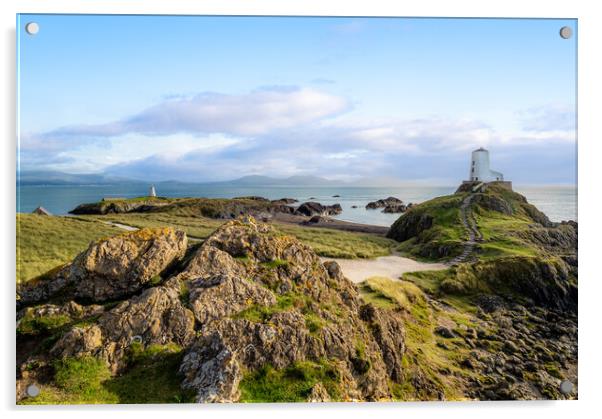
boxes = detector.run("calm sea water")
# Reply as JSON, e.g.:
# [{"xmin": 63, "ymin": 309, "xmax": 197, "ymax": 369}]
[{"xmin": 16, "ymin": 184, "xmax": 577, "ymax": 227}]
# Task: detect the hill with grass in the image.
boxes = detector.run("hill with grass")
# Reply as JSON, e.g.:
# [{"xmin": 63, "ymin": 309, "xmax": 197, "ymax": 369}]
[
  {"xmin": 15, "ymin": 183, "xmax": 578, "ymax": 403},
  {"xmin": 387, "ymin": 183, "xmax": 577, "ymax": 308},
  {"xmin": 17, "ymin": 220, "xmax": 407, "ymax": 403}
]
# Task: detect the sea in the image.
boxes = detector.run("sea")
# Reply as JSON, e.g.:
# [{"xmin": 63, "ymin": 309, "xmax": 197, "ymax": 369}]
[{"xmin": 16, "ymin": 184, "xmax": 577, "ymax": 227}]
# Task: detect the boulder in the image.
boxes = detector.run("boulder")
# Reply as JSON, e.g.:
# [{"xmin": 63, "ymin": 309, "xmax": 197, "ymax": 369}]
[
  {"xmin": 382, "ymin": 204, "xmax": 407, "ymax": 213},
  {"xmin": 17, "ymin": 217, "xmax": 409, "ymax": 403},
  {"xmin": 386, "ymin": 212, "xmax": 434, "ymax": 242},
  {"xmin": 72, "ymin": 228, "xmax": 187, "ymax": 302},
  {"xmin": 32, "ymin": 206, "xmax": 52, "ymax": 216},
  {"xmin": 308, "ymin": 383, "xmax": 331, "ymax": 402},
  {"xmin": 366, "ymin": 197, "xmax": 402, "ymax": 210},
  {"xmin": 51, "ymin": 279, "xmax": 195, "ymax": 373},
  {"xmin": 179, "ymin": 332, "xmax": 242, "ymax": 403},
  {"xmin": 304, "ymin": 215, "xmax": 332, "ymax": 224},
  {"xmin": 18, "ymin": 227, "xmax": 187, "ymax": 306},
  {"xmin": 295, "ymin": 202, "xmax": 342, "ymax": 217},
  {"xmin": 270, "ymin": 198, "xmax": 298, "ymax": 205}
]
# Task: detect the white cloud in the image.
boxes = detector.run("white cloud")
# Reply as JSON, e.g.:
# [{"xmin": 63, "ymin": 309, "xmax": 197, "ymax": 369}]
[{"xmin": 40, "ymin": 86, "xmax": 350, "ymax": 139}]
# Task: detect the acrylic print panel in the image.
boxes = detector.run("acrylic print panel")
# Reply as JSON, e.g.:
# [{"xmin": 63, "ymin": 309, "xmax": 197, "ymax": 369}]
[{"xmin": 16, "ymin": 14, "xmax": 577, "ymax": 404}]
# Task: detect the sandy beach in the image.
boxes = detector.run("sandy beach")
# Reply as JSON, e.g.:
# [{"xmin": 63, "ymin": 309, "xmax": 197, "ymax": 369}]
[{"xmin": 321, "ymin": 254, "xmax": 448, "ymax": 283}]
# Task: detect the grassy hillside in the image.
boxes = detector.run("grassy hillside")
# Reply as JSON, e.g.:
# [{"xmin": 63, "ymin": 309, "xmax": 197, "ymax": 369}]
[
  {"xmin": 78, "ymin": 212, "xmax": 395, "ymax": 259},
  {"xmin": 389, "ymin": 183, "xmax": 575, "ymax": 262},
  {"xmin": 16, "ymin": 214, "xmax": 122, "ymax": 283},
  {"xmin": 17, "ymin": 210, "xmax": 395, "ymax": 284}
]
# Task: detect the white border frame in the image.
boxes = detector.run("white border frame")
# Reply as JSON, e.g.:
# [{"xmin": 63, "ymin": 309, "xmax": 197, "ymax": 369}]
[{"xmin": 2, "ymin": 1, "xmax": 600, "ymax": 419}]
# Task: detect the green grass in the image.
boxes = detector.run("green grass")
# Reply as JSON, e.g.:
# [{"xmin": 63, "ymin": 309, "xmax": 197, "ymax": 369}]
[
  {"xmin": 360, "ymin": 276, "xmax": 425, "ymax": 312},
  {"xmin": 474, "ymin": 209, "xmax": 542, "ymax": 260},
  {"xmin": 78, "ymin": 212, "xmax": 395, "ymax": 259},
  {"xmin": 239, "ymin": 359, "xmax": 341, "ymax": 402},
  {"xmin": 17, "ymin": 313, "xmax": 71, "ymax": 336},
  {"xmin": 17, "ymin": 214, "xmax": 123, "ymax": 283},
  {"xmin": 233, "ymin": 292, "xmax": 309, "ymax": 323},
  {"xmin": 276, "ymin": 224, "xmax": 394, "ymax": 259},
  {"xmin": 390, "ymin": 194, "xmax": 467, "ymax": 261},
  {"xmin": 261, "ymin": 259, "xmax": 289, "ymax": 269},
  {"xmin": 358, "ymin": 276, "xmax": 475, "ymax": 401},
  {"xmin": 78, "ymin": 212, "xmax": 223, "ymax": 239},
  {"xmin": 20, "ymin": 345, "xmax": 195, "ymax": 405}
]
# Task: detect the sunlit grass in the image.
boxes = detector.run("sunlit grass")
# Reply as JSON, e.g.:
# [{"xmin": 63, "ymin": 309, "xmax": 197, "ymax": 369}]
[{"xmin": 16, "ymin": 214, "xmax": 122, "ymax": 283}]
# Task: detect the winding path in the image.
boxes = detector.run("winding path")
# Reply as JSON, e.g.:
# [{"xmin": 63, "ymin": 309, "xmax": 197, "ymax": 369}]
[{"xmin": 448, "ymin": 187, "xmax": 484, "ymax": 266}]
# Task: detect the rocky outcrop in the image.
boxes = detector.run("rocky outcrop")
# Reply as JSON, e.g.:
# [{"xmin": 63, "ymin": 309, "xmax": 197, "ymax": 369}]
[
  {"xmin": 179, "ymin": 332, "xmax": 242, "ymax": 402},
  {"xmin": 17, "ymin": 218, "xmax": 407, "ymax": 403},
  {"xmin": 271, "ymin": 198, "xmax": 298, "ymax": 205},
  {"xmin": 366, "ymin": 197, "xmax": 402, "ymax": 210},
  {"xmin": 386, "ymin": 212, "xmax": 434, "ymax": 242},
  {"xmin": 295, "ymin": 202, "xmax": 342, "ymax": 217},
  {"xmin": 17, "ymin": 227, "xmax": 187, "ymax": 306},
  {"xmin": 69, "ymin": 199, "xmax": 169, "ymax": 215},
  {"xmin": 382, "ymin": 204, "xmax": 407, "ymax": 213},
  {"xmin": 50, "ymin": 278, "xmax": 195, "ymax": 373},
  {"xmin": 73, "ymin": 228, "xmax": 187, "ymax": 301},
  {"xmin": 32, "ymin": 206, "xmax": 52, "ymax": 216}
]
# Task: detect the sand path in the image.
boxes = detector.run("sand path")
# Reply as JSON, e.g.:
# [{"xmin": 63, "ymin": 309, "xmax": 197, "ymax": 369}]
[{"xmin": 321, "ymin": 255, "xmax": 447, "ymax": 284}]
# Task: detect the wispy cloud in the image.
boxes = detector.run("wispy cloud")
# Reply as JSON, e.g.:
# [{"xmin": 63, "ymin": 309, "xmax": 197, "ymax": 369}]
[
  {"xmin": 32, "ymin": 86, "xmax": 350, "ymax": 140},
  {"xmin": 19, "ymin": 86, "xmax": 576, "ymax": 184}
]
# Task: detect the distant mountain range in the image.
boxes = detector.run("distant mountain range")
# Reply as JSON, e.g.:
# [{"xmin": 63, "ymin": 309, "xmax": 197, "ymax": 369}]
[
  {"xmin": 17, "ymin": 171, "xmax": 143, "ymax": 186},
  {"xmin": 214, "ymin": 175, "xmax": 343, "ymax": 187},
  {"xmin": 17, "ymin": 170, "xmax": 424, "ymax": 187}
]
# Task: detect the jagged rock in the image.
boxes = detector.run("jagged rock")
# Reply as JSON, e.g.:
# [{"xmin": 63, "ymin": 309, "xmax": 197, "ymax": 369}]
[
  {"xmin": 473, "ymin": 193, "xmax": 514, "ymax": 215},
  {"xmin": 72, "ymin": 228, "xmax": 187, "ymax": 302},
  {"xmin": 359, "ymin": 304, "xmax": 406, "ymax": 381},
  {"xmin": 308, "ymin": 382, "xmax": 331, "ymax": 402},
  {"xmin": 17, "ymin": 301, "xmax": 104, "ymax": 332},
  {"xmin": 435, "ymin": 326, "xmax": 455, "ymax": 338},
  {"xmin": 32, "ymin": 206, "xmax": 52, "ymax": 216},
  {"xmin": 382, "ymin": 204, "xmax": 407, "ymax": 213},
  {"xmin": 18, "ymin": 228, "xmax": 188, "ymax": 306},
  {"xmin": 178, "ymin": 247, "xmax": 276, "ymax": 324},
  {"xmin": 179, "ymin": 332, "xmax": 242, "ymax": 403},
  {"xmin": 295, "ymin": 202, "xmax": 342, "ymax": 217},
  {"xmin": 171, "ymin": 219, "xmax": 402, "ymax": 401},
  {"xmin": 366, "ymin": 197, "xmax": 402, "ymax": 210},
  {"xmin": 386, "ymin": 212, "xmax": 434, "ymax": 242},
  {"xmin": 50, "ymin": 279, "xmax": 195, "ymax": 372}
]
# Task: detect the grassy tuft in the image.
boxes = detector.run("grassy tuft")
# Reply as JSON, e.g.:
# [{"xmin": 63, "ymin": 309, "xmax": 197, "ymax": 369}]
[
  {"xmin": 239, "ymin": 359, "xmax": 340, "ymax": 402},
  {"xmin": 17, "ymin": 313, "xmax": 71, "ymax": 336}
]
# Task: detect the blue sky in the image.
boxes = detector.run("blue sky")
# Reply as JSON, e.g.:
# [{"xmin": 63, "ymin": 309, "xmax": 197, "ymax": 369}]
[{"xmin": 17, "ymin": 15, "xmax": 577, "ymax": 185}]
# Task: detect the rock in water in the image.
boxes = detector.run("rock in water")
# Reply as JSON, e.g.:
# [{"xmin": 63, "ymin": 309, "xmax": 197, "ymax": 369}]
[
  {"xmin": 366, "ymin": 197, "xmax": 403, "ymax": 210},
  {"xmin": 295, "ymin": 202, "xmax": 342, "ymax": 217}
]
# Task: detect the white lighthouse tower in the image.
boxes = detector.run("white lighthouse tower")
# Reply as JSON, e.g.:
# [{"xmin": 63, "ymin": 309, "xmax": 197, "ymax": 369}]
[
  {"xmin": 149, "ymin": 184, "xmax": 157, "ymax": 197},
  {"xmin": 469, "ymin": 147, "xmax": 504, "ymax": 182}
]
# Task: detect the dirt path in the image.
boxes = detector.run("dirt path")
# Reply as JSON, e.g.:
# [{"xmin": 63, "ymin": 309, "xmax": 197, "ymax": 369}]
[
  {"xmin": 448, "ymin": 190, "xmax": 484, "ymax": 266},
  {"xmin": 322, "ymin": 255, "xmax": 447, "ymax": 284}
]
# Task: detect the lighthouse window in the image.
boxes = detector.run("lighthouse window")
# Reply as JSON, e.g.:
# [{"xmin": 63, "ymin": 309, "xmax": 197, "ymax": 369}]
[{"xmin": 472, "ymin": 161, "xmax": 475, "ymax": 166}]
